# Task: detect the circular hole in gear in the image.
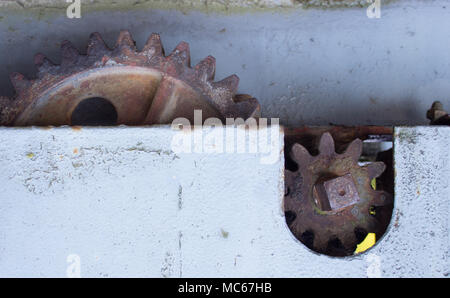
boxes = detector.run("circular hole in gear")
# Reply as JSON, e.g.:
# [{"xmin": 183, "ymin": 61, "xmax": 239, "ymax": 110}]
[{"xmin": 71, "ymin": 97, "xmax": 118, "ymax": 126}]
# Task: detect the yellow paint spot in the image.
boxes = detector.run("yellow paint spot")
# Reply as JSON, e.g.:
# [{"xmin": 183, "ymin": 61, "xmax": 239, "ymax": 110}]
[
  {"xmin": 371, "ymin": 178, "xmax": 376, "ymax": 190},
  {"xmin": 220, "ymin": 229, "xmax": 229, "ymax": 239},
  {"xmin": 355, "ymin": 233, "xmax": 376, "ymax": 254},
  {"xmin": 26, "ymin": 153, "xmax": 34, "ymax": 158},
  {"xmin": 73, "ymin": 148, "xmax": 79, "ymax": 154}
]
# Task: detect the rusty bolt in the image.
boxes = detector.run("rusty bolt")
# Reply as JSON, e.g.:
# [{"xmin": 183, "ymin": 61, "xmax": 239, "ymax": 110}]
[
  {"xmin": 313, "ymin": 174, "xmax": 360, "ymax": 212},
  {"xmin": 427, "ymin": 101, "xmax": 447, "ymax": 122}
]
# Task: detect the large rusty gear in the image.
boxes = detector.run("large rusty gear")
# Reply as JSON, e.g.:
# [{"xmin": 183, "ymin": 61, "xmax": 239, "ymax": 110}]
[
  {"xmin": 0, "ymin": 30, "xmax": 260, "ymax": 126},
  {"xmin": 284, "ymin": 133, "xmax": 393, "ymax": 256}
]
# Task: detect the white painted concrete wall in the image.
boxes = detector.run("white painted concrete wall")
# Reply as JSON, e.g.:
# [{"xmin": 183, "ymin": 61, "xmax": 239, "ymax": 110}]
[{"xmin": 0, "ymin": 126, "xmax": 448, "ymax": 277}]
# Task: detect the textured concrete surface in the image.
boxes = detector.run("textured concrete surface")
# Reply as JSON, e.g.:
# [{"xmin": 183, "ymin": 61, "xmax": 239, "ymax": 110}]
[
  {"xmin": 0, "ymin": 126, "xmax": 448, "ymax": 277},
  {"xmin": 391, "ymin": 126, "xmax": 450, "ymax": 277},
  {"xmin": 0, "ymin": 0, "xmax": 384, "ymax": 10},
  {"xmin": 0, "ymin": 126, "xmax": 284, "ymax": 277},
  {"xmin": 0, "ymin": 1, "xmax": 448, "ymax": 127}
]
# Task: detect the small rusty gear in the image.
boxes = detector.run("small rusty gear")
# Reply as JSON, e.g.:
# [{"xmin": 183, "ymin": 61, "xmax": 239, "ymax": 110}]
[
  {"xmin": 0, "ymin": 30, "xmax": 260, "ymax": 126},
  {"xmin": 284, "ymin": 133, "xmax": 393, "ymax": 256}
]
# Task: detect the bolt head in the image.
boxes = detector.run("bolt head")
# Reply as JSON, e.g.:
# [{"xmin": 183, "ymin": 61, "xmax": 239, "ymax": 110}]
[{"xmin": 314, "ymin": 174, "xmax": 360, "ymax": 211}]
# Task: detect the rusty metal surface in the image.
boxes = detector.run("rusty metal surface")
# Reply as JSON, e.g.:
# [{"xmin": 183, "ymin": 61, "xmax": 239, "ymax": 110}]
[
  {"xmin": 284, "ymin": 132, "xmax": 394, "ymax": 256},
  {"xmin": 285, "ymin": 126, "xmax": 393, "ymax": 156},
  {"xmin": 318, "ymin": 173, "xmax": 361, "ymax": 211},
  {"xmin": 0, "ymin": 31, "xmax": 260, "ymax": 126},
  {"xmin": 427, "ymin": 101, "xmax": 450, "ymax": 126}
]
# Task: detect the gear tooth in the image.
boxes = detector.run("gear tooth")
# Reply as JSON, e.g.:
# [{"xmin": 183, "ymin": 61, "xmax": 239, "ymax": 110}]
[
  {"xmin": 0, "ymin": 96, "xmax": 11, "ymax": 111},
  {"xmin": 87, "ymin": 32, "xmax": 109, "ymax": 56},
  {"xmin": 285, "ymin": 169, "xmax": 296, "ymax": 182},
  {"xmin": 343, "ymin": 138, "xmax": 363, "ymax": 161},
  {"xmin": 284, "ymin": 169, "xmax": 297, "ymax": 196},
  {"xmin": 0, "ymin": 96, "xmax": 23, "ymax": 126},
  {"xmin": 318, "ymin": 132, "xmax": 335, "ymax": 157},
  {"xmin": 115, "ymin": 30, "xmax": 136, "ymax": 50},
  {"xmin": 214, "ymin": 74, "xmax": 239, "ymax": 94},
  {"xmin": 371, "ymin": 190, "xmax": 393, "ymax": 207},
  {"xmin": 34, "ymin": 53, "xmax": 54, "ymax": 71},
  {"xmin": 0, "ymin": 96, "xmax": 12, "ymax": 125},
  {"xmin": 61, "ymin": 40, "xmax": 80, "ymax": 65},
  {"xmin": 364, "ymin": 161, "xmax": 386, "ymax": 179},
  {"xmin": 427, "ymin": 101, "xmax": 444, "ymax": 121},
  {"xmin": 339, "ymin": 234, "xmax": 358, "ymax": 253},
  {"xmin": 142, "ymin": 33, "xmax": 164, "ymax": 56},
  {"xmin": 9, "ymin": 72, "xmax": 30, "ymax": 93},
  {"xmin": 195, "ymin": 55, "xmax": 216, "ymax": 81},
  {"xmin": 291, "ymin": 143, "xmax": 312, "ymax": 166},
  {"xmin": 231, "ymin": 95, "xmax": 261, "ymax": 119},
  {"xmin": 362, "ymin": 216, "xmax": 378, "ymax": 233},
  {"xmin": 313, "ymin": 234, "xmax": 329, "ymax": 253},
  {"xmin": 168, "ymin": 42, "xmax": 191, "ymax": 67}
]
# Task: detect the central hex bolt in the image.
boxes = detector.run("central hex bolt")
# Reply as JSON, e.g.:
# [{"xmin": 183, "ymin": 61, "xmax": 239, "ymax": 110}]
[{"xmin": 313, "ymin": 173, "xmax": 360, "ymax": 212}]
